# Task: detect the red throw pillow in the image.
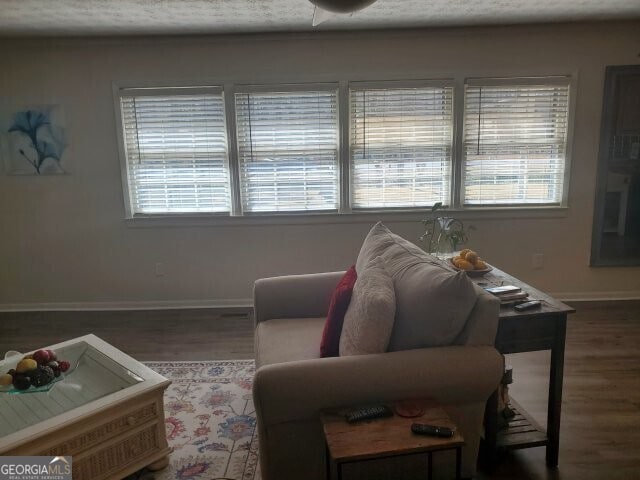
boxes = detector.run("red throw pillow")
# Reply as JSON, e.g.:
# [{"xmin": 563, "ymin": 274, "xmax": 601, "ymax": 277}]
[{"xmin": 320, "ymin": 265, "xmax": 357, "ymax": 358}]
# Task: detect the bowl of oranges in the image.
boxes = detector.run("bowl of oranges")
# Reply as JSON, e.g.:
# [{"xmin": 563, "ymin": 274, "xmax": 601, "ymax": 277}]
[{"xmin": 449, "ymin": 249, "xmax": 492, "ymax": 277}]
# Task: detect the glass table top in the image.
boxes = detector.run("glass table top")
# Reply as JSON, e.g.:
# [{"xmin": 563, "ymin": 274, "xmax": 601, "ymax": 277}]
[{"xmin": 0, "ymin": 341, "xmax": 144, "ymax": 437}]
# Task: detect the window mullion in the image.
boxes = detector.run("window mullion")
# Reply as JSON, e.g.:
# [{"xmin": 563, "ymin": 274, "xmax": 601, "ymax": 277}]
[
  {"xmin": 339, "ymin": 81, "xmax": 351, "ymax": 213},
  {"xmin": 452, "ymin": 78, "xmax": 465, "ymax": 209},
  {"xmin": 224, "ymin": 83, "xmax": 243, "ymax": 216}
]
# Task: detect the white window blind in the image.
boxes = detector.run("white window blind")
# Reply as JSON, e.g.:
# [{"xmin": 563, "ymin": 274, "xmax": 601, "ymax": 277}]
[
  {"xmin": 350, "ymin": 85, "xmax": 454, "ymax": 209},
  {"xmin": 234, "ymin": 89, "xmax": 339, "ymax": 213},
  {"xmin": 462, "ymin": 80, "xmax": 570, "ymax": 205},
  {"xmin": 120, "ymin": 89, "xmax": 230, "ymax": 214}
]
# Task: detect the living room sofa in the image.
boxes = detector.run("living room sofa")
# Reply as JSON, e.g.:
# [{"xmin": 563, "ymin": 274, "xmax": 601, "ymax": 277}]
[{"xmin": 253, "ymin": 269, "xmax": 503, "ymax": 480}]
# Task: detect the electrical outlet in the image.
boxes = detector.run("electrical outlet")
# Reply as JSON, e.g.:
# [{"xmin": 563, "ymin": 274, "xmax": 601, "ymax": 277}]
[
  {"xmin": 155, "ymin": 262, "xmax": 165, "ymax": 277},
  {"xmin": 531, "ymin": 253, "xmax": 544, "ymax": 270}
]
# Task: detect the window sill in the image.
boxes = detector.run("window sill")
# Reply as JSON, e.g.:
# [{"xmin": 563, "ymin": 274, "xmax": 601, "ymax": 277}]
[{"xmin": 123, "ymin": 206, "xmax": 569, "ymax": 228}]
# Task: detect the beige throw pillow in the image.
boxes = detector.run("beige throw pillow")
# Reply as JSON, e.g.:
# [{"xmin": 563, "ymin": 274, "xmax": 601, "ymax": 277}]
[{"xmin": 339, "ymin": 257, "xmax": 396, "ymax": 356}]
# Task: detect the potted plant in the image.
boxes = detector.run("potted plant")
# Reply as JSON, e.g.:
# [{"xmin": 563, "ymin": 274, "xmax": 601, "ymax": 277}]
[{"xmin": 420, "ymin": 202, "xmax": 475, "ymax": 255}]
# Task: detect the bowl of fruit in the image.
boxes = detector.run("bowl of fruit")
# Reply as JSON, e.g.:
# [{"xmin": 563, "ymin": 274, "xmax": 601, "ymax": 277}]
[
  {"xmin": 449, "ymin": 249, "xmax": 493, "ymax": 277},
  {"xmin": 0, "ymin": 348, "xmax": 73, "ymax": 394}
]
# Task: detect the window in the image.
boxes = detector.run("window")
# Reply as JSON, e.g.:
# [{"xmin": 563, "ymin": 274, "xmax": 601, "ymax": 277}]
[
  {"xmin": 349, "ymin": 84, "xmax": 454, "ymax": 209},
  {"xmin": 115, "ymin": 76, "xmax": 572, "ymax": 218},
  {"xmin": 234, "ymin": 88, "xmax": 339, "ymax": 213},
  {"xmin": 119, "ymin": 87, "xmax": 230, "ymax": 214},
  {"xmin": 462, "ymin": 79, "xmax": 571, "ymax": 205}
]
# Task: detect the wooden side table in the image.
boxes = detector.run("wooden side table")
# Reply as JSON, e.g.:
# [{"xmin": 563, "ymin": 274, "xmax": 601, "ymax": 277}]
[
  {"xmin": 321, "ymin": 401, "xmax": 464, "ymax": 480},
  {"xmin": 471, "ymin": 266, "xmax": 575, "ymax": 467}
]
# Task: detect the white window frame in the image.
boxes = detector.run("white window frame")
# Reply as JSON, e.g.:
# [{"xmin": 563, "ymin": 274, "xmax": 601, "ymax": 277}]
[
  {"xmin": 347, "ymin": 79, "xmax": 456, "ymax": 211},
  {"xmin": 113, "ymin": 84, "xmax": 231, "ymax": 218},
  {"xmin": 458, "ymin": 76, "xmax": 575, "ymax": 208},
  {"xmin": 112, "ymin": 75, "xmax": 575, "ymax": 226},
  {"xmin": 232, "ymin": 83, "xmax": 341, "ymax": 215}
]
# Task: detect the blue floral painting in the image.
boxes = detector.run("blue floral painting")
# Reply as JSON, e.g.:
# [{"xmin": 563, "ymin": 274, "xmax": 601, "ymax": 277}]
[{"xmin": 4, "ymin": 106, "xmax": 67, "ymax": 175}]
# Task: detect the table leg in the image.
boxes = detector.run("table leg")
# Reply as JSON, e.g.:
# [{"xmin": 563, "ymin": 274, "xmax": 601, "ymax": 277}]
[
  {"xmin": 147, "ymin": 455, "xmax": 169, "ymax": 471},
  {"xmin": 427, "ymin": 451, "xmax": 433, "ymax": 480},
  {"xmin": 455, "ymin": 447, "xmax": 462, "ymax": 480},
  {"xmin": 482, "ymin": 389, "xmax": 499, "ymax": 468},
  {"xmin": 326, "ymin": 443, "xmax": 340, "ymax": 480},
  {"xmin": 546, "ymin": 315, "xmax": 567, "ymax": 467}
]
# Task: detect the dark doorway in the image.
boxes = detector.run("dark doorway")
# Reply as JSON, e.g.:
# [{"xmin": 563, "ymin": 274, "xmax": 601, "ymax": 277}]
[{"xmin": 591, "ymin": 65, "xmax": 640, "ymax": 266}]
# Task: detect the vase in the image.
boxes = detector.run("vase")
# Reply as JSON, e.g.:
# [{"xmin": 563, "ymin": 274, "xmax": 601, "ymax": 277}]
[{"xmin": 434, "ymin": 217, "xmax": 457, "ymax": 257}]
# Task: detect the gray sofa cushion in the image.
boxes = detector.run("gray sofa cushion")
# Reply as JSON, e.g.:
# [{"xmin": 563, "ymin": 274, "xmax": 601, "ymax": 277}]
[
  {"xmin": 356, "ymin": 222, "xmax": 478, "ymax": 351},
  {"xmin": 356, "ymin": 221, "xmax": 437, "ymax": 271},
  {"xmin": 355, "ymin": 222, "xmax": 403, "ymax": 274},
  {"xmin": 387, "ymin": 263, "xmax": 477, "ymax": 350},
  {"xmin": 256, "ymin": 317, "xmax": 324, "ymax": 368}
]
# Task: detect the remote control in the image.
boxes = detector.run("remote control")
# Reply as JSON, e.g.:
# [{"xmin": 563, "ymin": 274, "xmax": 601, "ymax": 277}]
[
  {"xmin": 411, "ymin": 423, "xmax": 455, "ymax": 438},
  {"xmin": 514, "ymin": 300, "xmax": 542, "ymax": 311},
  {"xmin": 345, "ymin": 405, "xmax": 393, "ymax": 423}
]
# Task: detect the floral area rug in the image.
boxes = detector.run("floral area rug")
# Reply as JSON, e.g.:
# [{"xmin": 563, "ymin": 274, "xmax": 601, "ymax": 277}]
[{"xmin": 130, "ymin": 360, "xmax": 260, "ymax": 480}]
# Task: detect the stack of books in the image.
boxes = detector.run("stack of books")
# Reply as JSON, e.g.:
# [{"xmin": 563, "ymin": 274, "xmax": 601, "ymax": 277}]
[{"xmin": 484, "ymin": 285, "xmax": 529, "ymax": 305}]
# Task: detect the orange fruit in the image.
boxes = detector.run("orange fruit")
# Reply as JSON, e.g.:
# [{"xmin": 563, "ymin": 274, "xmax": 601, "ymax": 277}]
[
  {"xmin": 464, "ymin": 251, "xmax": 479, "ymax": 264},
  {"xmin": 454, "ymin": 258, "xmax": 474, "ymax": 271},
  {"xmin": 474, "ymin": 260, "xmax": 488, "ymax": 270}
]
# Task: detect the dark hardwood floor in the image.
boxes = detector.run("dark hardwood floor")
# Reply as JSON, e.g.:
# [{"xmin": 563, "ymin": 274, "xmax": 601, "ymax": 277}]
[
  {"xmin": 478, "ymin": 300, "xmax": 640, "ymax": 480},
  {"xmin": 0, "ymin": 309, "xmax": 255, "ymax": 361},
  {"xmin": 1, "ymin": 300, "xmax": 639, "ymax": 479}
]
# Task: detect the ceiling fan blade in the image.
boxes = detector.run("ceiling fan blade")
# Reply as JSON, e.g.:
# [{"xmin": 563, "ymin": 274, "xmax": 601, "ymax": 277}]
[
  {"xmin": 310, "ymin": 0, "xmax": 378, "ymax": 14},
  {"xmin": 312, "ymin": 5, "xmax": 337, "ymax": 26}
]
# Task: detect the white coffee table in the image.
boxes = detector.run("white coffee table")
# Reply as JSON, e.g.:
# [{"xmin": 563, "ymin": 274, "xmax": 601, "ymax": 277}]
[{"xmin": 0, "ymin": 334, "xmax": 171, "ymax": 480}]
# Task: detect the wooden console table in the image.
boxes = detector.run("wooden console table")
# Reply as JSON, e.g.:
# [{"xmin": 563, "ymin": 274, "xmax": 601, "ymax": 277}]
[{"xmin": 473, "ymin": 266, "xmax": 575, "ymax": 467}]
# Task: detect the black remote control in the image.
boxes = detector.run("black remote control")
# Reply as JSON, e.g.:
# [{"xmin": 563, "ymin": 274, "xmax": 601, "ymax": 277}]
[
  {"xmin": 411, "ymin": 423, "xmax": 455, "ymax": 438},
  {"xmin": 514, "ymin": 300, "xmax": 542, "ymax": 311},
  {"xmin": 345, "ymin": 405, "xmax": 393, "ymax": 423}
]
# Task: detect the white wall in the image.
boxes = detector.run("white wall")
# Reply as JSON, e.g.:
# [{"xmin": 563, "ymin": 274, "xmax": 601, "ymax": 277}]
[{"xmin": 1, "ymin": 22, "xmax": 639, "ymax": 309}]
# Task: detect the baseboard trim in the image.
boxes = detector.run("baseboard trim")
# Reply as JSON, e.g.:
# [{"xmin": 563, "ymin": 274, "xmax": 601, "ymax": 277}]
[
  {"xmin": 2, "ymin": 291, "xmax": 639, "ymax": 312},
  {"xmin": 551, "ymin": 291, "xmax": 640, "ymax": 302},
  {"xmin": 0, "ymin": 298, "xmax": 254, "ymax": 313}
]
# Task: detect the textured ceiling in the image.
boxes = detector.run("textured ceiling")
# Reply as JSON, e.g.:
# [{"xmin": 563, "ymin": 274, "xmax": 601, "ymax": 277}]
[{"xmin": 0, "ymin": 0, "xmax": 639, "ymax": 36}]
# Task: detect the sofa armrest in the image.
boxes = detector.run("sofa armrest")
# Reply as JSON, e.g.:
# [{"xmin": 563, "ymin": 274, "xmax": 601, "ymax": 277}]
[
  {"xmin": 253, "ymin": 345, "xmax": 503, "ymax": 426},
  {"xmin": 253, "ymin": 271, "xmax": 345, "ymax": 324},
  {"xmin": 454, "ymin": 284, "xmax": 500, "ymax": 346}
]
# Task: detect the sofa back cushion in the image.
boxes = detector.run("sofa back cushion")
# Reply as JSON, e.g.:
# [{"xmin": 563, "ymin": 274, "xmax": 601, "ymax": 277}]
[
  {"xmin": 339, "ymin": 257, "xmax": 396, "ymax": 356},
  {"xmin": 356, "ymin": 221, "xmax": 433, "ymax": 272},
  {"xmin": 356, "ymin": 222, "xmax": 401, "ymax": 273},
  {"xmin": 356, "ymin": 222, "xmax": 478, "ymax": 351},
  {"xmin": 386, "ymin": 262, "xmax": 477, "ymax": 350}
]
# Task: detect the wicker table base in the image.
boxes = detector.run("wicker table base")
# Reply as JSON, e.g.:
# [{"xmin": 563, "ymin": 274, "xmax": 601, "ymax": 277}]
[{"xmin": 0, "ymin": 335, "xmax": 171, "ymax": 480}]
